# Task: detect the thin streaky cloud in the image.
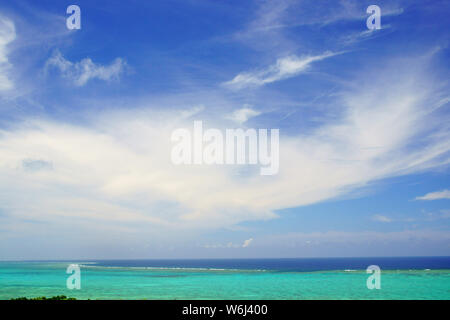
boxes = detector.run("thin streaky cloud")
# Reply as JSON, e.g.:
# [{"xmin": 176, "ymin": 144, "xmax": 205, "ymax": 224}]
[
  {"xmin": 372, "ymin": 214, "xmax": 392, "ymax": 223},
  {"xmin": 223, "ymin": 52, "xmax": 338, "ymax": 89},
  {"xmin": 415, "ymin": 190, "xmax": 450, "ymax": 201}
]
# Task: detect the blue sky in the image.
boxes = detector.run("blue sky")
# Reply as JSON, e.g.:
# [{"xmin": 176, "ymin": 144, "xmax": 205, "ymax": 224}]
[{"xmin": 0, "ymin": 0, "xmax": 449, "ymax": 259}]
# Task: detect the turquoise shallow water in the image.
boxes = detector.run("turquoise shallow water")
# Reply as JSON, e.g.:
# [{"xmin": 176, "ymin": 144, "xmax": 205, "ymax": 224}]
[{"xmin": 0, "ymin": 261, "xmax": 449, "ymax": 300}]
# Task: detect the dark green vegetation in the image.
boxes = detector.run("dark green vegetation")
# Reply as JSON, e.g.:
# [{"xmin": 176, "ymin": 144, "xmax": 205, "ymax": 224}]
[{"xmin": 11, "ymin": 295, "xmax": 77, "ymax": 300}]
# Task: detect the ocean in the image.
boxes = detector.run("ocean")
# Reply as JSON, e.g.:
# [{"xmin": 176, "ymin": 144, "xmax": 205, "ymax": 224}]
[{"xmin": 1, "ymin": 257, "xmax": 449, "ymax": 299}]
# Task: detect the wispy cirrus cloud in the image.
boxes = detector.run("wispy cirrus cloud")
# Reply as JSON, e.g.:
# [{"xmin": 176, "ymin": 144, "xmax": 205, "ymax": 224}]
[
  {"xmin": 0, "ymin": 16, "xmax": 16, "ymax": 92},
  {"xmin": 234, "ymin": 0, "xmax": 403, "ymax": 47},
  {"xmin": 372, "ymin": 214, "xmax": 392, "ymax": 223},
  {"xmin": 45, "ymin": 50, "xmax": 126, "ymax": 86},
  {"xmin": 224, "ymin": 52, "xmax": 337, "ymax": 89},
  {"xmin": 415, "ymin": 190, "xmax": 450, "ymax": 201}
]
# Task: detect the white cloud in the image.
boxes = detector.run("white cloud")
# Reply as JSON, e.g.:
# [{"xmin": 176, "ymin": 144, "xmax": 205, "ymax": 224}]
[
  {"xmin": 0, "ymin": 56, "xmax": 449, "ymax": 248},
  {"xmin": 242, "ymin": 238, "xmax": 253, "ymax": 247},
  {"xmin": 0, "ymin": 16, "xmax": 16, "ymax": 91},
  {"xmin": 372, "ymin": 214, "xmax": 392, "ymax": 223},
  {"xmin": 415, "ymin": 190, "xmax": 450, "ymax": 201},
  {"xmin": 224, "ymin": 52, "xmax": 336, "ymax": 89},
  {"xmin": 226, "ymin": 107, "xmax": 261, "ymax": 124},
  {"xmin": 45, "ymin": 50, "xmax": 126, "ymax": 86}
]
